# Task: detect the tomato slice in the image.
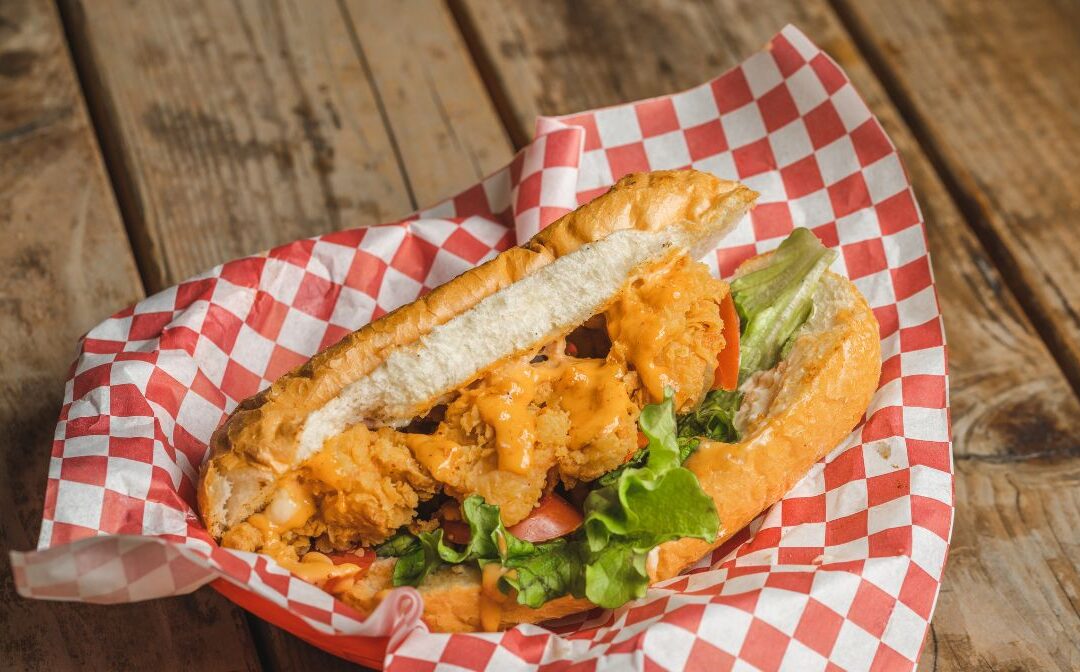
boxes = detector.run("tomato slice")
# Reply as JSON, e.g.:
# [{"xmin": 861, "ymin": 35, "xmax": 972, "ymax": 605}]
[
  {"xmin": 437, "ymin": 494, "xmax": 583, "ymax": 545},
  {"xmin": 713, "ymin": 291, "xmax": 740, "ymax": 391},
  {"xmin": 326, "ymin": 550, "xmax": 375, "ymax": 570},
  {"xmin": 321, "ymin": 551, "xmax": 375, "ymax": 592},
  {"xmin": 507, "ymin": 492, "xmax": 583, "ymax": 543},
  {"xmin": 442, "ymin": 519, "xmax": 472, "ymax": 545}
]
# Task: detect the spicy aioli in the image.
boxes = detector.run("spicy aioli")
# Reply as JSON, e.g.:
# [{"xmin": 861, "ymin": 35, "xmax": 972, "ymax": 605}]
[
  {"xmin": 468, "ymin": 353, "xmax": 638, "ymax": 476},
  {"xmin": 479, "ymin": 562, "xmax": 513, "ymax": 632},
  {"xmin": 605, "ymin": 253, "xmax": 727, "ymax": 410},
  {"xmin": 475, "ymin": 362, "xmax": 542, "ymax": 475}
]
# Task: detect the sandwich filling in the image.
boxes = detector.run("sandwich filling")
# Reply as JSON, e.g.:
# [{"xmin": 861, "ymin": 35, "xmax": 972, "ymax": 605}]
[
  {"xmin": 217, "ymin": 228, "xmax": 837, "ymax": 618},
  {"xmin": 221, "ymin": 251, "xmax": 724, "ymax": 551}
]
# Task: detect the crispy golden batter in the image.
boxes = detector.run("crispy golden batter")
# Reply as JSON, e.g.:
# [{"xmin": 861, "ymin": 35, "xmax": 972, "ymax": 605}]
[
  {"xmin": 304, "ymin": 425, "xmax": 439, "ymax": 546},
  {"xmin": 606, "ymin": 253, "xmax": 726, "ymax": 412},
  {"xmin": 407, "ymin": 351, "xmax": 640, "ymax": 525}
]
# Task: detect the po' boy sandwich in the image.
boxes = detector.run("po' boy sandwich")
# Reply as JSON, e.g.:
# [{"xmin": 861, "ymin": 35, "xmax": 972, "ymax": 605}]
[{"xmin": 198, "ymin": 170, "xmax": 880, "ymax": 632}]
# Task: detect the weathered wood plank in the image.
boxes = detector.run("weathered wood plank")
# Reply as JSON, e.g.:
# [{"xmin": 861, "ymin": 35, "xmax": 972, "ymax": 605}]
[
  {"xmin": 0, "ymin": 1, "xmax": 260, "ymax": 670},
  {"xmin": 928, "ymin": 458, "xmax": 1080, "ymax": 671},
  {"xmin": 833, "ymin": 0, "xmax": 1080, "ymax": 392},
  {"xmin": 60, "ymin": 0, "xmax": 414, "ymax": 293},
  {"xmin": 59, "ymin": 0, "xmax": 512, "ymax": 668},
  {"xmin": 453, "ymin": 0, "xmax": 1080, "ymax": 669},
  {"xmin": 342, "ymin": 0, "xmax": 513, "ymax": 207}
]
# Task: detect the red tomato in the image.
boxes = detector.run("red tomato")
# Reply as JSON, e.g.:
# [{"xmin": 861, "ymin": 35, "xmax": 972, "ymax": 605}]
[
  {"xmin": 442, "ymin": 519, "xmax": 472, "ymax": 545},
  {"xmin": 507, "ymin": 493, "xmax": 583, "ymax": 543},
  {"xmin": 713, "ymin": 292, "xmax": 740, "ymax": 391},
  {"xmin": 326, "ymin": 550, "xmax": 375, "ymax": 571}
]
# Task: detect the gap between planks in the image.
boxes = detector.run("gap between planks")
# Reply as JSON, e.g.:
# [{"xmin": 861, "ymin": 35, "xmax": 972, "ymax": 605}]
[
  {"xmin": 337, "ymin": 0, "xmax": 419, "ymax": 212},
  {"xmin": 55, "ymin": 0, "xmax": 158, "ymax": 295},
  {"xmin": 446, "ymin": 0, "xmax": 532, "ymax": 150}
]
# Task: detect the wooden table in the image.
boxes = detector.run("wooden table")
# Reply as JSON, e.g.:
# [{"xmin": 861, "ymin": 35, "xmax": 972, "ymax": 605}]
[{"xmin": 3, "ymin": 1, "xmax": 1078, "ymax": 669}]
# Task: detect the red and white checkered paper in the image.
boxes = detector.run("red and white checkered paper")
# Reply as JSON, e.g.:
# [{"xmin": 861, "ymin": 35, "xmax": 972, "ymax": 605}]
[{"xmin": 11, "ymin": 26, "xmax": 951, "ymax": 671}]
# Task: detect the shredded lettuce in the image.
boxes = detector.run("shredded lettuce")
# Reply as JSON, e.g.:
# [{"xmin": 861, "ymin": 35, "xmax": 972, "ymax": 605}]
[
  {"xmin": 731, "ymin": 227, "xmax": 836, "ymax": 382},
  {"xmin": 677, "ymin": 388, "xmax": 742, "ymax": 445}
]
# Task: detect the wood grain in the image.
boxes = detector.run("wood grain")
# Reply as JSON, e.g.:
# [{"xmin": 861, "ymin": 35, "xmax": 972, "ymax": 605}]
[
  {"xmin": 60, "ymin": 0, "xmax": 514, "ymax": 295},
  {"xmin": 930, "ymin": 458, "xmax": 1080, "ymax": 671},
  {"xmin": 57, "ymin": 0, "xmax": 512, "ymax": 668},
  {"xmin": 0, "ymin": 1, "xmax": 260, "ymax": 670},
  {"xmin": 60, "ymin": 0, "xmax": 414, "ymax": 292},
  {"xmin": 341, "ymin": 0, "xmax": 512, "ymax": 207},
  {"xmin": 453, "ymin": 0, "xmax": 1080, "ymax": 668},
  {"xmin": 833, "ymin": 0, "xmax": 1080, "ymax": 393}
]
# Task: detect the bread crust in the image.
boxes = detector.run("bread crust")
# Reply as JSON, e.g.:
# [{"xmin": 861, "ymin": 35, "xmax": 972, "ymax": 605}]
[
  {"xmin": 199, "ymin": 170, "xmax": 756, "ymax": 537},
  {"xmin": 338, "ymin": 266, "xmax": 882, "ymax": 632}
]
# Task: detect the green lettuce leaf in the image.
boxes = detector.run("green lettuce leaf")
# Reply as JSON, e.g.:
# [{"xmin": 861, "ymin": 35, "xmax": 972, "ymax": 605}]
[
  {"xmin": 500, "ymin": 539, "xmax": 584, "ymax": 608},
  {"xmin": 375, "ymin": 531, "xmax": 420, "ymax": 558},
  {"xmin": 438, "ymin": 495, "xmax": 502, "ymax": 562},
  {"xmin": 598, "ymin": 398, "xmax": 723, "ymax": 487},
  {"xmin": 670, "ymin": 228, "xmax": 835, "ymax": 450},
  {"xmin": 391, "ymin": 531, "xmax": 442, "ymax": 586},
  {"xmin": 580, "ymin": 392, "xmax": 719, "ymax": 607},
  {"xmin": 731, "ymin": 227, "xmax": 836, "ymax": 381},
  {"xmin": 384, "ymin": 396, "xmax": 719, "ymax": 610},
  {"xmin": 677, "ymin": 388, "xmax": 742, "ymax": 445},
  {"xmin": 583, "ymin": 541, "xmax": 650, "ymax": 607},
  {"xmin": 389, "ymin": 495, "xmax": 515, "ymax": 585}
]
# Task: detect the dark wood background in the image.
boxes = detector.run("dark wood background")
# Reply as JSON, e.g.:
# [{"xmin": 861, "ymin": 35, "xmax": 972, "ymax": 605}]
[{"xmin": 2, "ymin": 0, "xmax": 1078, "ymax": 669}]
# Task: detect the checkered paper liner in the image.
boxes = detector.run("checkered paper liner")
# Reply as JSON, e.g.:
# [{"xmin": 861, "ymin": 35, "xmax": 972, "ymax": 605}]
[{"xmin": 10, "ymin": 26, "xmax": 951, "ymax": 671}]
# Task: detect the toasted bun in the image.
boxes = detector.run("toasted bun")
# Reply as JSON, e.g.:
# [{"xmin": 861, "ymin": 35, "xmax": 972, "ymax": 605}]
[
  {"xmin": 199, "ymin": 170, "xmax": 757, "ymax": 539},
  {"xmin": 337, "ymin": 260, "xmax": 881, "ymax": 631}
]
